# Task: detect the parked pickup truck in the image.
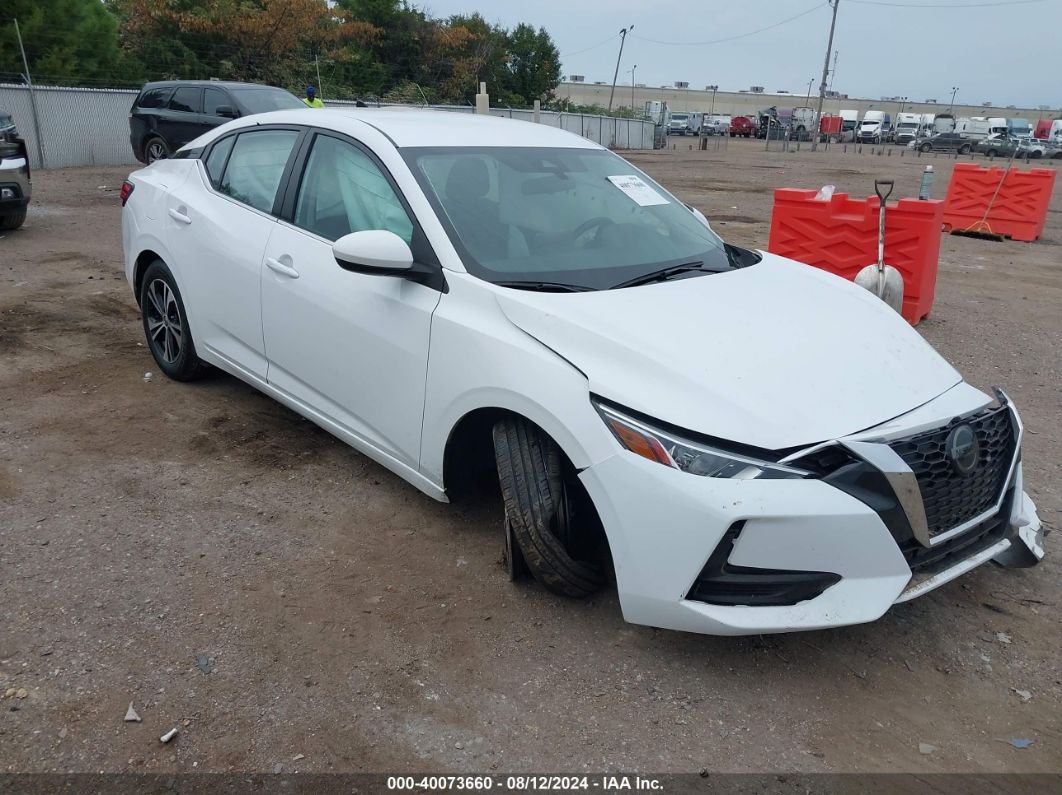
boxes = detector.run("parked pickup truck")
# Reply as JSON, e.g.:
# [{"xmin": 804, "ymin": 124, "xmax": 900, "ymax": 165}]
[
  {"xmin": 0, "ymin": 111, "xmax": 31, "ymax": 231},
  {"xmin": 975, "ymin": 134, "xmax": 1045, "ymax": 159},
  {"xmin": 910, "ymin": 132, "xmax": 973, "ymax": 154}
]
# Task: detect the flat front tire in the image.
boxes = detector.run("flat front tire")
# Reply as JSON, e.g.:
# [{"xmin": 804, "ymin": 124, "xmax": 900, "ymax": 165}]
[
  {"xmin": 140, "ymin": 259, "xmax": 205, "ymax": 381},
  {"xmin": 492, "ymin": 418, "xmax": 604, "ymax": 598}
]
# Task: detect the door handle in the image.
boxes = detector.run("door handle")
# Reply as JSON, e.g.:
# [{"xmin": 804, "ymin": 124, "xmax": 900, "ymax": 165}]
[
  {"xmin": 266, "ymin": 256, "xmax": 299, "ymax": 279},
  {"xmin": 168, "ymin": 207, "xmax": 192, "ymax": 225}
]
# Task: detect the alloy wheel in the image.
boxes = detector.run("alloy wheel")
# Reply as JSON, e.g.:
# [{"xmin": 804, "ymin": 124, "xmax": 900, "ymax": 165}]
[
  {"xmin": 145, "ymin": 279, "xmax": 183, "ymax": 364},
  {"xmin": 146, "ymin": 140, "xmax": 166, "ymax": 162}
]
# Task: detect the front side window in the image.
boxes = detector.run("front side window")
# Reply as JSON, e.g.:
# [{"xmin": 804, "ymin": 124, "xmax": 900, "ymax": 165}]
[
  {"xmin": 403, "ymin": 146, "xmax": 730, "ymax": 290},
  {"xmin": 168, "ymin": 87, "xmax": 200, "ymax": 113},
  {"xmin": 203, "ymin": 88, "xmax": 230, "ymax": 116},
  {"xmin": 217, "ymin": 129, "xmax": 298, "ymax": 214},
  {"xmin": 293, "ymin": 135, "xmax": 413, "ymax": 244}
]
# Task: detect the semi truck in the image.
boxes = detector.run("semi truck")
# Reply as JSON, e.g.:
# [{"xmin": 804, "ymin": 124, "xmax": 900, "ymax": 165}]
[
  {"xmin": 893, "ymin": 112, "xmax": 922, "ymax": 144},
  {"xmin": 857, "ymin": 111, "xmax": 891, "ymax": 143},
  {"xmin": 933, "ymin": 113, "xmax": 955, "ymax": 133},
  {"xmin": 1006, "ymin": 118, "xmax": 1033, "ymax": 138}
]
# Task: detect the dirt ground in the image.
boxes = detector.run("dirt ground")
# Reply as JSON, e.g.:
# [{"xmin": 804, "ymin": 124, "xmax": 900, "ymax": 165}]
[{"xmin": 1, "ymin": 139, "xmax": 1060, "ymax": 775}]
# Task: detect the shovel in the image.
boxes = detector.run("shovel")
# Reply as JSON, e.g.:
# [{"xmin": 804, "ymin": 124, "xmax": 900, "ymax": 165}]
[{"xmin": 855, "ymin": 179, "xmax": 904, "ymax": 314}]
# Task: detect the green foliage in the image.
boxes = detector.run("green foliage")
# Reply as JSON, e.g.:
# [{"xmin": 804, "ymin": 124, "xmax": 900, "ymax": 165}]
[
  {"xmin": 2, "ymin": 0, "xmax": 564, "ymax": 107},
  {"xmin": 0, "ymin": 0, "xmax": 135, "ymax": 86}
]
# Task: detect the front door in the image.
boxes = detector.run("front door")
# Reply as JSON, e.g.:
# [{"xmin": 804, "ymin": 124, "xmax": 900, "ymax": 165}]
[{"xmin": 261, "ymin": 132, "xmax": 441, "ymax": 468}]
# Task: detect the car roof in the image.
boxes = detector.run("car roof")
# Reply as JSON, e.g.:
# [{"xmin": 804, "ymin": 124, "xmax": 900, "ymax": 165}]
[
  {"xmin": 141, "ymin": 80, "xmax": 285, "ymax": 91},
  {"xmin": 213, "ymin": 108, "xmax": 603, "ymax": 150}
]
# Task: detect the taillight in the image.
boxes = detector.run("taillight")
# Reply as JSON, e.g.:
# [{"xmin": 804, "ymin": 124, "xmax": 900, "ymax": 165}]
[{"xmin": 120, "ymin": 180, "xmax": 134, "ymax": 206}]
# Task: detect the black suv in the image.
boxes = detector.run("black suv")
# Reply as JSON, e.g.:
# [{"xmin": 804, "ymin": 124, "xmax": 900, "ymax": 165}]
[
  {"xmin": 129, "ymin": 81, "xmax": 303, "ymax": 163},
  {"xmin": 0, "ymin": 111, "xmax": 31, "ymax": 230},
  {"xmin": 914, "ymin": 132, "xmax": 973, "ymax": 155}
]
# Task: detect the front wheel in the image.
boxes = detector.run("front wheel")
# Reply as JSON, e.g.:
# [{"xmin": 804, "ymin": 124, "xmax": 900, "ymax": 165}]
[
  {"xmin": 919, "ymin": 142, "xmax": 932, "ymax": 153},
  {"xmin": 959, "ymin": 144, "xmax": 972, "ymax": 155},
  {"xmin": 492, "ymin": 418, "xmax": 605, "ymax": 598},
  {"xmin": 1031, "ymin": 150, "xmax": 1043, "ymax": 159},
  {"xmin": 140, "ymin": 259, "xmax": 205, "ymax": 381},
  {"xmin": 0, "ymin": 209, "xmax": 26, "ymax": 230},
  {"xmin": 985, "ymin": 149, "xmax": 998, "ymax": 158}
]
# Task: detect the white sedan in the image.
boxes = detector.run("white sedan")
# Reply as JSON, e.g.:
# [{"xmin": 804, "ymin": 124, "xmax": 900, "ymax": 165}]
[{"xmin": 121, "ymin": 109, "xmax": 1043, "ymax": 635}]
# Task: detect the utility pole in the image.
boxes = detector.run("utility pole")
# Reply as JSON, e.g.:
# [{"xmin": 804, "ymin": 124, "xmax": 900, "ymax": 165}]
[
  {"xmin": 812, "ymin": 0, "xmax": 840, "ymax": 151},
  {"xmin": 631, "ymin": 65, "xmax": 637, "ymax": 111},
  {"xmin": 315, "ymin": 54, "xmax": 324, "ymax": 100},
  {"xmin": 14, "ymin": 18, "xmax": 45, "ymax": 169},
  {"xmin": 607, "ymin": 26, "xmax": 633, "ymax": 113},
  {"xmin": 829, "ymin": 51, "xmax": 839, "ymax": 93},
  {"xmin": 707, "ymin": 85, "xmax": 718, "ymax": 117}
]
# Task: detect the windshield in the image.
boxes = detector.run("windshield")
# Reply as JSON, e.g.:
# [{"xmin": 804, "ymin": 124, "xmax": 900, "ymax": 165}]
[
  {"xmin": 402, "ymin": 146, "xmax": 732, "ymax": 290},
  {"xmin": 231, "ymin": 87, "xmax": 303, "ymax": 114},
  {"xmin": 670, "ymin": 114, "xmax": 688, "ymax": 122}
]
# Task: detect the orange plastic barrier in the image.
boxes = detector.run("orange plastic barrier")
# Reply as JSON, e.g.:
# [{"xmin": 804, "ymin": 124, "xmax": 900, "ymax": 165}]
[
  {"xmin": 767, "ymin": 189, "xmax": 944, "ymax": 325},
  {"xmin": 942, "ymin": 163, "xmax": 1055, "ymax": 242}
]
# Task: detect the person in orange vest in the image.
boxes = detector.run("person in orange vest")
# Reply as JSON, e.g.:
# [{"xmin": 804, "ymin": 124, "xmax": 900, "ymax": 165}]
[{"xmin": 303, "ymin": 86, "xmax": 324, "ymax": 108}]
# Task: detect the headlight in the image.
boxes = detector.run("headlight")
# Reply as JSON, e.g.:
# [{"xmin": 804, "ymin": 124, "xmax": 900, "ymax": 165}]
[{"xmin": 593, "ymin": 401, "xmax": 809, "ymax": 480}]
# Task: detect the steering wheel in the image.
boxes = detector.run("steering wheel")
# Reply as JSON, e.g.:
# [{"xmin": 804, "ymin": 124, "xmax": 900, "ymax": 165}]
[{"xmin": 573, "ymin": 217, "xmax": 614, "ymax": 248}]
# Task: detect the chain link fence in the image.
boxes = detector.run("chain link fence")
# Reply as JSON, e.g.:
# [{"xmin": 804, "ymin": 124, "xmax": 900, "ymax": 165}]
[{"xmin": 0, "ymin": 84, "xmax": 657, "ymax": 170}]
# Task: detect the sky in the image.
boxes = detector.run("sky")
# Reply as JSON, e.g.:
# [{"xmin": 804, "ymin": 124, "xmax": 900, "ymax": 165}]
[{"xmin": 420, "ymin": 0, "xmax": 1061, "ymax": 110}]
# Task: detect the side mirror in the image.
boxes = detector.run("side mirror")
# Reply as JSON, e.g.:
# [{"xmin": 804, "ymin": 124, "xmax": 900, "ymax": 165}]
[
  {"xmin": 333, "ymin": 230, "xmax": 414, "ymax": 274},
  {"xmin": 215, "ymin": 105, "xmax": 237, "ymax": 118}
]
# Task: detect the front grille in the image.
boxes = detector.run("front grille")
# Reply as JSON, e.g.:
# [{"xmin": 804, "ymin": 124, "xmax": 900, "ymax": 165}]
[
  {"xmin": 889, "ymin": 405, "xmax": 1016, "ymax": 536},
  {"xmin": 899, "ymin": 500, "xmax": 1011, "ymax": 574}
]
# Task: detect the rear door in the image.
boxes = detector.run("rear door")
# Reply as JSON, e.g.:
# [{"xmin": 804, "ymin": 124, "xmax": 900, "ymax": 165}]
[
  {"xmin": 164, "ymin": 126, "xmax": 303, "ymax": 378},
  {"xmin": 160, "ymin": 86, "xmax": 204, "ymax": 148}
]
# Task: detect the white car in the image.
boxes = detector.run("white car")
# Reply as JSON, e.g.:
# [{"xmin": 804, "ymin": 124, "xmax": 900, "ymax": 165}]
[{"xmin": 120, "ymin": 109, "xmax": 1044, "ymax": 635}]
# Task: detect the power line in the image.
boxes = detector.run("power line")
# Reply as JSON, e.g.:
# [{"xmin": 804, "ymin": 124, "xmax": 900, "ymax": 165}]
[
  {"xmin": 560, "ymin": 32, "xmax": 620, "ymax": 58},
  {"xmin": 847, "ymin": 0, "xmax": 1044, "ymax": 7},
  {"xmin": 630, "ymin": 4, "xmax": 825, "ymax": 47}
]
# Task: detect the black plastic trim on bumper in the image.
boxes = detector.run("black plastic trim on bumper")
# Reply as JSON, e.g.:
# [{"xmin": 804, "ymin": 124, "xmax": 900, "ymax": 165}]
[{"xmin": 686, "ymin": 522, "xmax": 842, "ymax": 607}]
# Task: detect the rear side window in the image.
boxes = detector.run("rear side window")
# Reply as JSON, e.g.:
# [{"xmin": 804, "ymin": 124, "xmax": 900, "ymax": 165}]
[
  {"xmin": 204, "ymin": 135, "xmax": 236, "ymax": 189},
  {"xmin": 168, "ymin": 87, "xmax": 201, "ymax": 113},
  {"xmin": 217, "ymin": 129, "xmax": 299, "ymax": 214},
  {"xmin": 136, "ymin": 88, "xmax": 172, "ymax": 109}
]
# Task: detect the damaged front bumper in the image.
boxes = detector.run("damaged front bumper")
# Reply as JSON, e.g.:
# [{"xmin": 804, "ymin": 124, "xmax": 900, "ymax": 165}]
[{"xmin": 579, "ymin": 384, "xmax": 1044, "ymax": 636}]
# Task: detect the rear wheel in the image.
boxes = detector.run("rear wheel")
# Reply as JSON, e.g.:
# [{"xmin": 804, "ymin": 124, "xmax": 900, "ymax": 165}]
[
  {"xmin": 959, "ymin": 143, "xmax": 972, "ymax": 155},
  {"xmin": 140, "ymin": 259, "xmax": 205, "ymax": 381},
  {"xmin": 492, "ymin": 417, "xmax": 605, "ymax": 598},
  {"xmin": 985, "ymin": 149, "xmax": 998, "ymax": 158},
  {"xmin": 0, "ymin": 209, "xmax": 26, "ymax": 230},
  {"xmin": 144, "ymin": 136, "xmax": 170, "ymax": 163}
]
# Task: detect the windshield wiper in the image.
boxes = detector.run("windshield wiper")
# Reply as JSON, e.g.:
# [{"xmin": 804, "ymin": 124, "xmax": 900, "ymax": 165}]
[
  {"xmin": 494, "ymin": 280, "xmax": 593, "ymax": 293},
  {"xmin": 609, "ymin": 261, "xmax": 718, "ymax": 290}
]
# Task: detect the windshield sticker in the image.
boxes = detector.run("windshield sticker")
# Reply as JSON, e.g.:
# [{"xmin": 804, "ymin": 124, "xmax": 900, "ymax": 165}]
[{"xmin": 606, "ymin": 175, "xmax": 670, "ymax": 207}]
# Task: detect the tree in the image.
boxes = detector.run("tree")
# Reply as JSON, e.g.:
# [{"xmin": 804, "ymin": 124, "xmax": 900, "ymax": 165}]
[
  {"xmin": 504, "ymin": 24, "xmax": 561, "ymax": 106},
  {"xmin": 0, "ymin": 0, "xmax": 131, "ymax": 86}
]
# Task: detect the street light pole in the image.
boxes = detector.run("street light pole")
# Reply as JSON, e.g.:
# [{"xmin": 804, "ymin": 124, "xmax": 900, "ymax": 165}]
[
  {"xmin": 607, "ymin": 26, "xmax": 633, "ymax": 113},
  {"xmin": 812, "ymin": 0, "xmax": 840, "ymax": 151},
  {"xmin": 707, "ymin": 85, "xmax": 718, "ymax": 117},
  {"xmin": 949, "ymin": 86, "xmax": 959, "ymax": 114},
  {"xmin": 631, "ymin": 65, "xmax": 637, "ymax": 112}
]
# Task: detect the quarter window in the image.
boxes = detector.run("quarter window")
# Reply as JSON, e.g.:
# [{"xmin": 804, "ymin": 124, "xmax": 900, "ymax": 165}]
[
  {"xmin": 168, "ymin": 87, "xmax": 201, "ymax": 113},
  {"xmin": 293, "ymin": 135, "xmax": 413, "ymax": 244},
  {"xmin": 217, "ymin": 129, "xmax": 298, "ymax": 214},
  {"xmin": 136, "ymin": 87, "xmax": 172, "ymax": 109},
  {"xmin": 204, "ymin": 135, "xmax": 236, "ymax": 189}
]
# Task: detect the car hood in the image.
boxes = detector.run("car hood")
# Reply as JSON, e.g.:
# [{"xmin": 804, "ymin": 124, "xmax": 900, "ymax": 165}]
[{"xmin": 494, "ymin": 252, "xmax": 961, "ymax": 450}]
